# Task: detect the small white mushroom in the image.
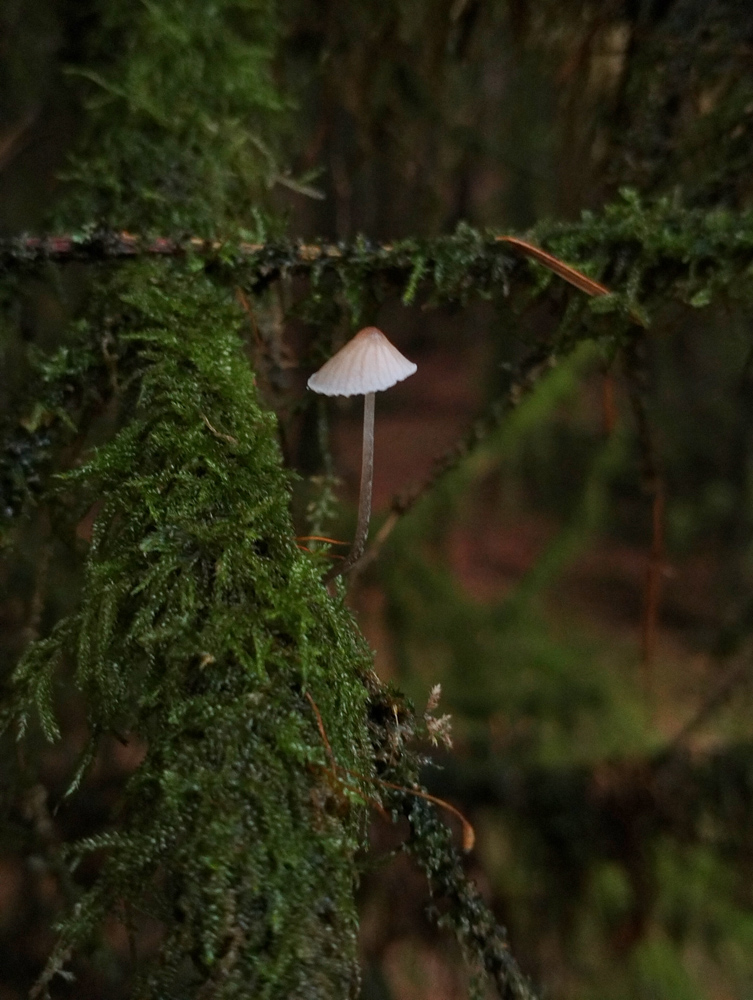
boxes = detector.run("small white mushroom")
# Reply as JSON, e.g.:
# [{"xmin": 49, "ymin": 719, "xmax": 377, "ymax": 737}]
[{"xmin": 307, "ymin": 326, "xmax": 417, "ymax": 578}]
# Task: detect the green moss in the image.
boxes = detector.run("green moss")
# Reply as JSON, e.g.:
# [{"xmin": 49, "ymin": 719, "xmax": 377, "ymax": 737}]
[
  {"xmin": 55, "ymin": 0, "xmax": 288, "ymax": 236},
  {"xmin": 11, "ymin": 262, "xmax": 374, "ymax": 999}
]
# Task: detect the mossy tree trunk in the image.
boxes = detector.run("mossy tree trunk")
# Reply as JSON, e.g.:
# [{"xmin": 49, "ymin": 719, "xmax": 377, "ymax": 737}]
[
  {"xmin": 4, "ymin": 4, "xmax": 376, "ymax": 997},
  {"xmin": 11, "ymin": 263, "xmax": 375, "ymax": 999},
  {"xmin": 0, "ymin": 4, "xmax": 551, "ymax": 999}
]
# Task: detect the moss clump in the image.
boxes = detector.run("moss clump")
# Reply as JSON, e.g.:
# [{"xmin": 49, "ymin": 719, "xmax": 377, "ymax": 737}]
[
  {"xmin": 12, "ymin": 261, "xmax": 373, "ymax": 999},
  {"xmin": 55, "ymin": 0, "xmax": 287, "ymax": 235}
]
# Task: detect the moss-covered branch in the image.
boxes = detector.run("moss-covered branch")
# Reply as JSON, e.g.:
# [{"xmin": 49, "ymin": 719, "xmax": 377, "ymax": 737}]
[
  {"xmin": 48, "ymin": 0, "xmax": 286, "ymax": 235},
  {"xmin": 8, "ymin": 261, "xmax": 376, "ymax": 1000},
  {"xmin": 4, "ymin": 192, "xmax": 753, "ymax": 319},
  {"xmin": 406, "ymin": 799, "xmax": 539, "ymax": 1000}
]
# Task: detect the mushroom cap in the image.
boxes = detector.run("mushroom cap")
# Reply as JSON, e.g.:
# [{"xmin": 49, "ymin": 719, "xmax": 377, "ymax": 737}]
[{"xmin": 307, "ymin": 326, "xmax": 417, "ymax": 397}]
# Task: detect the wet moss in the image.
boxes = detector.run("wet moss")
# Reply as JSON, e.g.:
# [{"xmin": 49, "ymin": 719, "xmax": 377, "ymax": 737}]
[{"xmin": 11, "ymin": 262, "xmax": 374, "ymax": 999}]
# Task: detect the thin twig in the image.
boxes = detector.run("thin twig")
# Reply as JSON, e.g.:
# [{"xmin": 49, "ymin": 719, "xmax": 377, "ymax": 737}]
[
  {"xmin": 355, "ymin": 768, "xmax": 475, "ymax": 852},
  {"xmin": 665, "ymin": 655, "xmax": 753, "ymax": 753},
  {"xmin": 496, "ymin": 235, "xmax": 645, "ymax": 326},
  {"xmin": 296, "ymin": 535, "xmax": 348, "ymax": 545},
  {"xmin": 235, "ymin": 287, "xmax": 263, "ymax": 347},
  {"xmin": 496, "ymin": 235, "xmax": 612, "ymax": 298},
  {"xmin": 304, "ymin": 690, "xmax": 337, "ymax": 776},
  {"xmin": 200, "ymin": 413, "xmax": 238, "ymax": 445}
]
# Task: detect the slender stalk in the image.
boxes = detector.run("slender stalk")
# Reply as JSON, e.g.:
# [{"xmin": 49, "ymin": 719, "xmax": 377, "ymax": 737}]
[
  {"xmin": 326, "ymin": 392, "xmax": 375, "ymax": 581},
  {"xmin": 353, "ymin": 391, "xmax": 376, "ymax": 559}
]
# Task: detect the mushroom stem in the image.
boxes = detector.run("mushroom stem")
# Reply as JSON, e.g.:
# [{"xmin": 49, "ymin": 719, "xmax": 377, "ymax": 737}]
[
  {"xmin": 353, "ymin": 391, "xmax": 376, "ymax": 560},
  {"xmin": 326, "ymin": 391, "xmax": 375, "ymax": 581}
]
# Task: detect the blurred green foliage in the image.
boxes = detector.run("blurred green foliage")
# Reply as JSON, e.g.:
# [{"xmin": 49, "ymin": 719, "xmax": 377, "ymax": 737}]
[
  {"xmin": 55, "ymin": 0, "xmax": 288, "ymax": 235},
  {"xmin": 4, "ymin": 2, "xmax": 753, "ymax": 1000}
]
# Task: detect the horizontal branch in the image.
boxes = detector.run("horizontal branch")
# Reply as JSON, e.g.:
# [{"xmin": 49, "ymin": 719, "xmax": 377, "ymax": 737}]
[
  {"xmin": 0, "ymin": 230, "xmax": 616, "ymax": 305},
  {"xmin": 0, "ymin": 231, "xmax": 343, "ymax": 266},
  {"xmin": 5, "ymin": 195, "xmax": 753, "ymax": 319},
  {"xmin": 7, "ymin": 195, "xmax": 753, "ymax": 541}
]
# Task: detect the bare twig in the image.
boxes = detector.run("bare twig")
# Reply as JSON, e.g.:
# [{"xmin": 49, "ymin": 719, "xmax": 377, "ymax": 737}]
[
  {"xmin": 304, "ymin": 690, "xmax": 338, "ymax": 778},
  {"xmin": 200, "ymin": 413, "xmax": 238, "ymax": 445}
]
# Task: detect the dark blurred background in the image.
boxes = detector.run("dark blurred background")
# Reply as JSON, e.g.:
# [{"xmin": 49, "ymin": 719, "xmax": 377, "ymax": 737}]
[{"xmin": 5, "ymin": 2, "xmax": 753, "ymax": 998}]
